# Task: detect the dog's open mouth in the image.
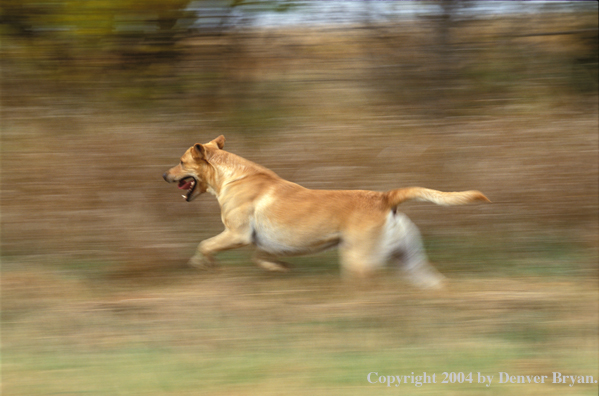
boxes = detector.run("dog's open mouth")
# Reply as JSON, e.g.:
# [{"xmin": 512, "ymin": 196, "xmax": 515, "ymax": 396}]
[{"xmin": 178, "ymin": 177, "xmax": 197, "ymax": 202}]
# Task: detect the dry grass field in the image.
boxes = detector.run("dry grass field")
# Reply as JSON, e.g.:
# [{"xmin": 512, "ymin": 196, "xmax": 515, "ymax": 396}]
[{"xmin": 2, "ymin": 11, "xmax": 598, "ymax": 395}]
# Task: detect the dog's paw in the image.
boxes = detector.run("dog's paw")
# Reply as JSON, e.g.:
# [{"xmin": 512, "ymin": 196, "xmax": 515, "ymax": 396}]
[
  {"xmin": 187, "ymin": 255, "xmax": 218, "ymax": 270},
  {"xmin": 405, "ymin": 268, "xmax": 446, "ymax": 290},
  {"xmin": 255, "ymin": 259, "xmax": 291, "ymax": 272}
]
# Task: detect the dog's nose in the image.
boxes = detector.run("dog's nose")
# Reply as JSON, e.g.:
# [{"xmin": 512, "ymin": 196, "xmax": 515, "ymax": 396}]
[{"xmin": 163, "ymin": 172, "xmax": 169, "ymax": 182}]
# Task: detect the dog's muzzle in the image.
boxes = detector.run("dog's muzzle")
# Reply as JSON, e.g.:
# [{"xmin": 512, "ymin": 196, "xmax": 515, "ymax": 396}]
[{"xmin": 164, "ymin": 172, "xmax": 199, "ymax": 202}]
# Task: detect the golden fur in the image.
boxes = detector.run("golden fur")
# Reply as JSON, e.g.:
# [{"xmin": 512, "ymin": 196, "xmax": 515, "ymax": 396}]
[{"xmin": 163, "ymin": 136, "xmax": 489, "ymax": 288}]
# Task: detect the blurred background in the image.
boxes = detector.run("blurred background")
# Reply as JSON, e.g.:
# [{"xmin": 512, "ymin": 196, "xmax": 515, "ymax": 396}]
[{"xmin": 2, "ymin": 1, "xmax": 598, "ymax": 395}]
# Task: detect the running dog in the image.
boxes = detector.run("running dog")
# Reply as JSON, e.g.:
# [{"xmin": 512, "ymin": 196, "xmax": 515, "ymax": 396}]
[{"xmin": 163, "ymin": 136, "xmax": 489, "ymax": 288}]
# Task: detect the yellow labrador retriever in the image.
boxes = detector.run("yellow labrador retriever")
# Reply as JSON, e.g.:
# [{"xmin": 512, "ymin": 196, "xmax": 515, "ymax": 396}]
[{"xmin": 163, "ymin": 136, "xmax": 489, "ymax": 288}]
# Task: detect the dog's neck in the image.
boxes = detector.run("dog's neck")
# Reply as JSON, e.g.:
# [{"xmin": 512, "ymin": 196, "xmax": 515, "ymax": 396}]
[{"xmin": 205, "ymin": 150, "xmax": 278, "ymax": 198}]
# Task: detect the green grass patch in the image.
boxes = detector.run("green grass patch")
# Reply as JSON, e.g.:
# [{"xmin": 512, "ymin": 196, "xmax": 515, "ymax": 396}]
[
  {"xmin": 2, "ymin": 338, "xmax": 540, "ymax": 395},
  {"xmin": 3, "ymin": 265, "xmax": 597, "ymax": 395},
  {"xmin": 425, "ymin": 234, "xmax": 594, "ymax": 277}
]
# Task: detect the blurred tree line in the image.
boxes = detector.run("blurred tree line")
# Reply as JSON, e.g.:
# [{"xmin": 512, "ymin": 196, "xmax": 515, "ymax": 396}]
[
  {"xmin": 2, "ymin": 0, "xmax": 597, "ymax": 116},
  {"xmin": 1, "ymin": 0, "xmax": 296, "ymax": 110},
  {"xmin": 0, "ymin": 0, "xmax": 293, "ymax": 62},
  {"xmin": 2, "ymin": 0, "xmax": 200, "ymax": 65}
]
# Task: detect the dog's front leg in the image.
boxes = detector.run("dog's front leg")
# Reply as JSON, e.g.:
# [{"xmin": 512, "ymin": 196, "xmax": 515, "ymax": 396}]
[{"xmin": 188, "ymin": 229, "xmax": 250, "ymax": 269}]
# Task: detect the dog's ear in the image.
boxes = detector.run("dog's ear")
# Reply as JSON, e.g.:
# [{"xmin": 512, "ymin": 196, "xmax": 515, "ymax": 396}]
[
  {"xmin": 208, "ymin": 135, "xmax": 225, "ymax": 150},
  {"xmin": 192, "ymin": 143, "xmax": 207, "ymax": 160}
]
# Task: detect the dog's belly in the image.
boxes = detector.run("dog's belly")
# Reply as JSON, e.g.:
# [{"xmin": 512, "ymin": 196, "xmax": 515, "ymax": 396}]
[{"xmin": 251, "ymin": 222, "xmax": 340, "ymax": 256}]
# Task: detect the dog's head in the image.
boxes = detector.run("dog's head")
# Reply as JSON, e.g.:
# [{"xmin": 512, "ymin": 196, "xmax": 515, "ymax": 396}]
[{"xmin": 163, "ymin": 135, "xmax": 225, "ymax": 202}]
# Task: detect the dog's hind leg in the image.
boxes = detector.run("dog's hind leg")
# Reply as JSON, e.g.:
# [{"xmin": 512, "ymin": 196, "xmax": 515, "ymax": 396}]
[
  {"xmin": 338, "ymin": 234, "xmax": 385, "ymax": 278},
  {"xmin": 392, "ymin": 214, "xmax": 445, "ymax": 289},
  {"xmin": 252, "ymin": 250, "xmax": 291, "ymax": 272}
]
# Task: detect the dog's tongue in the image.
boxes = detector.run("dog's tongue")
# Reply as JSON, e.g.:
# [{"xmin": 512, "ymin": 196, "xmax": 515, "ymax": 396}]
[{"xmin": 178, "ymin": 180, "xmax": 193, "ymax": 190}]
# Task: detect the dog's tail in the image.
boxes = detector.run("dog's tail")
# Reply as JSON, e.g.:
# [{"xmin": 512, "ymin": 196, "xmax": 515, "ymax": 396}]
[{"xmin": 385, "ymin": 187, "xmax": 490, "ymax": 208}]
